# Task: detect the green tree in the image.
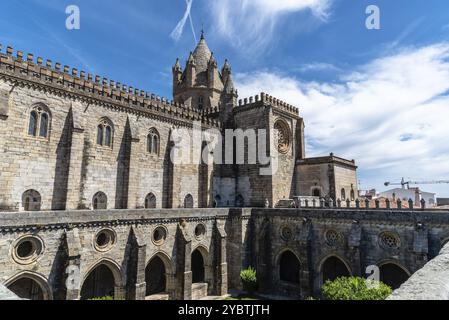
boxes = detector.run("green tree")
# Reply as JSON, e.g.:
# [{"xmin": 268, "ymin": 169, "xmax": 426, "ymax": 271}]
[{"xmin": 322, "ymin": 277, "xmax": 392, "ymax": 300}]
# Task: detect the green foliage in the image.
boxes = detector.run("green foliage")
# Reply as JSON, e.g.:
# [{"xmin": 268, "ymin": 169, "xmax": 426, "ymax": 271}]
[
  {"xmin": 88, "ymin": 296, "xmax": 114, "ymax": 300},
  {"xmin": 322, "ymin": 277, "xmax": 392, "ymax": 301},
  {"xmin": 240, "ymin": 267, "xmax": 258, "ymax": 293}
]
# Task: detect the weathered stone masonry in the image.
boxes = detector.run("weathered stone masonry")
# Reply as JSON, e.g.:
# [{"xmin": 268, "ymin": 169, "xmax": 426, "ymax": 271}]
[{"xmin": 1, "ymin": 208, "xmax": 449, "ymax": 300}]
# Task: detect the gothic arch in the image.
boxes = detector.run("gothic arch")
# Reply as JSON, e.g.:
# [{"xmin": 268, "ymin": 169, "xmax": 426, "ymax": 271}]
[
  {"xmin": 5, "ymin": 271, "xmax": 52, "ymax": 300},
  {"xmin": 191, "ymin": 245, "xmax": 212, "ymax": 286},
  {"xmin": 27, "ymin": 103, "xmax": 52, "ymax": 138},
  {"xmin": 80, "ymin": 259, "xmax": 123, "ymax": 300},
  {"xmin": 92, "ymin": 191, "xmax": 108, "ymax": 210},
  {"xmin": 96, "ymin": 117, "xmax": 114, "ymax": 147},
  {"xmin": 276, "ymin": 248, "xmax": 301, "ymax": 284},
  {"xmin": 318, "ymin": 254, "xmax": 352, "ymax": 286},
  {"xmin": 377, "ymin": 260, "xmax": 411, "ymax": 290},
  {"xmin": 145, "ymin": 251, "xmax": 174, "ymax": 298},
  {"xmin": 22, "ymin": 189, "xmax": 42, "ymax": 211}
]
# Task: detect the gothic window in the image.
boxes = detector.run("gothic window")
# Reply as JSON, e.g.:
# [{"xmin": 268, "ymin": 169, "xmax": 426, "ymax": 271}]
[
  {"xmin": 350, "ymin": 189, "xmax": 355, "ymax": 201},
  {"xmin": 28, "ymin": 111, "xmax": 38, "ymax": 136},
  {"xmin": 145, "ymin": 193, "xmax": 157, "ymax": 209},
  {"xmin": 341, "ymin": 188, "xmax": 346, "ymax": 201},
  {"xmin": 198, "ymin": 96, "xmax": 204, "ymax": 110},
  {"xmin": 184, "ymin": 194, "xmax": 194, "ymax": 208},
  {"xmin": 22, "ymin": 190, "xmax": 41, "ymax": 211},
  {"xmin": 147, "ymin": 128, "xmax": 160, "ymax": 155},
  {"xmin": 28, "ymin": 104, "xmax": 50, "ymax": 138},
  {"xmin": 312, "ymin": 188, "xmax": 321, "ymax": 197},
  {"xmin": 97, "ymin": 118, "xmax": 113, "ymax": 148},
  {"xmin": 274, "ymin": 120, "xmax": 291, "ymax": 154},
  {"xmin": 93, "ymin": 192, "xmax": 107, "ymax": 210}
]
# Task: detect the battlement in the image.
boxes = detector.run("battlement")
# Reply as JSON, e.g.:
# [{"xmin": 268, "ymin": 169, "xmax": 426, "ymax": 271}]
[
  {"xmin": 237, "ymin": 92, "xmax": 300, "ymax": 117},
  {"xmin": 0, "ymin": 44, "xmax": 220, "ymax": 128}
]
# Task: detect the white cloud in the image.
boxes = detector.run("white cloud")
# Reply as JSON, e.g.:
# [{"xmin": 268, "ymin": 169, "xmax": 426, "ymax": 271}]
[
  {"xmin": 209, "ymin": 0, "xmax": 331, "ymax": 53},
  {"xmin": 235, "ymin": 43, "xmax": 449, "ymax": 196}
]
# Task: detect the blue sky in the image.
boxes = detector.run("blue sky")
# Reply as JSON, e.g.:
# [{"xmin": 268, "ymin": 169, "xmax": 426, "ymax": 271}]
[{"xmin": 1, "ymin": 0, "xmax": 449, "ymax": 197}]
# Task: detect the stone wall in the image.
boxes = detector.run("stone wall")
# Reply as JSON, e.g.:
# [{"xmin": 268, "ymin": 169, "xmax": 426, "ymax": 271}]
[{"xmin": 1, "ymin": 207, "xmax": 448, "ymax": 300}]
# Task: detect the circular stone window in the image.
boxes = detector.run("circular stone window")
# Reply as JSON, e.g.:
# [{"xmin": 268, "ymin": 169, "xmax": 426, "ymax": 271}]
[
  {"xmin": 94, "ymin": 229, "xmax": 116, "ymax": 252},
  {"xmin": 274, "ymin": 120, "xmax": 291, "ymax": 154},
  {"xmin": 152, "ymin": 226, "xmax": 167, "ymax": 246},
  {"xmin": 280, "ymin": 226, "xmax": 293, "ymax": 241},
  {"xmin": 12, "ymin": 236, "xmax": 44, "ymax": 265},
  {"xmin": 379, "ymin": 232, "xmax": 400, "ymax": 250},
  {"xmin": 194, "ymin": 224, "xmax": 206, "ymax": 240},
  {"xmin": 325, "ymin": 230, "xmax": 341, "ymax": 247}
]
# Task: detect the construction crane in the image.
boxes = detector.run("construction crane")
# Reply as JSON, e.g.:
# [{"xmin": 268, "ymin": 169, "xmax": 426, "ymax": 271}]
[{"xmin": 384, "ymin": 178, "xmax": 449, "ymax": 189}]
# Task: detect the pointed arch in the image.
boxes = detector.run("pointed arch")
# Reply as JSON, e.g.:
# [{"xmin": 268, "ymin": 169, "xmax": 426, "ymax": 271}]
[
  {"xmin": 145, "ymin": 252, "xmax": 174, "ymax": 298},
  {"xmin": 377, "ymin": 260, "xmax": 411, "ymax": 290},
  {"xmin": 277, "ymin": 249, "xmax": 301, "ymax": 284},
  {"xmin": 145, "ymin": 193, "xmax": 157, "ymax": 209},
  {"xmin": 80, "ymin": 259, "xmax": 123, "ymax": 300},
  {"xmin": 5, "ymin": 271, "xmax": 52, "ymax": 300},
  {"xmin": 319, "ymin": 254, "xmax": 352, "ymax": 286}
]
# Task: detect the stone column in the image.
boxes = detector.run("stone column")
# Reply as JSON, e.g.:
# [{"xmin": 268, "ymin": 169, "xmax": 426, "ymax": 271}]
[
  {"xmin": 65, "ymin": 228, "xmax": 82, "ymax": 300},
  {"xmin": 65, "ymin": 256, "xmax": 81, "ymax": 300},
  {"xmin": 66, "ymin": 105, "xmax": 85, "ymax": 210},
  {"xmin": 128, "ymin": 226, "xmax": 147, "ymax": 300},
  {"xmin": 176, "ymin": 223, "xmax": 192, "ymax": 300},
  {"xmin": 298, "ymin": 219, "xmax": 312, "ymax": 298},
  {"xmin": 215, "ymin": 220, "xmax": 228, "ymax": 296}
]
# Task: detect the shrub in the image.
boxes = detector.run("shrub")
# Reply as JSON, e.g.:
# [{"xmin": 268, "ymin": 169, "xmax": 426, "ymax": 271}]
[
  {"xmin": 322, "ymin": 277, "xmax": 392, "ymax": 300},
  {"xmin": 240, "ymin": 267, "xmax": 258, "ymax": 293},
  {"xmin": 89, "ymin": 296, "xmax": 114, "ymax": 300}
]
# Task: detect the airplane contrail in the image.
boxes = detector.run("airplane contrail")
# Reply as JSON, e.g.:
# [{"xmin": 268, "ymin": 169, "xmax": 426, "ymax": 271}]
[{"xmin": 170, "ymin": 0, "xmax": 197, "ymax": 43}]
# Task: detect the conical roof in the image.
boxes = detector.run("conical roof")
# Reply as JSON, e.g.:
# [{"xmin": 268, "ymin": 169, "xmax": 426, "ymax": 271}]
[{"xmin": 192, "ymin": 33, "xmax": 212, "ymax": 73}]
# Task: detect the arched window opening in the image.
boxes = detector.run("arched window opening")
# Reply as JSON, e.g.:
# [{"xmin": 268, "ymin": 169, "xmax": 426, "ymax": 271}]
[
  {"xmin": 7, "ymin": 277, "xmax": 45, "ymax": 300},
  {"xmin": 192, "ymin": 249, "xmax": 205, "ymax": 283},
  {"xmin": 198, "ymin": 96, "xmax": 204, "ymax": 110},
  {"xmin": 97, "ymin": 118, "xmax": 113, "ymax": 148},
  {"xmin": 312, "ymin": 188, "xmax": 321, "ymax": 197},
  {"xmin": 184, "ymin": 194, "xmax": 194, "ymax": 208},
  {"xmin": 235, "ymin": 195, "xmax": 244, "ymax": 207},
  {"xmin": 322, "ymin": 256, "xmax": 350, "ymax": 284},
  {"xmin": 97, "ymin": 125, "xmax": 103, "ymax": 145},
  {"xmin": 280, "ymin": 251, "xmax": 300, "ymax": 284},
  {"xmin": 28, "ymin": 111, "xmax": 38, "ymax": 136},
  {"xmin": 341, "ymin": 189, "xmax": 346, "ymax": 201},
  {"xmin": 22, "ymin": 190, "xmax": 41, "ymax": 211},
  {"xmin": 145, "ymin": 256, "xmax": 167, "ymax": 296},
  {"xmin": 105, "ymin": 126, "xmax": 112, "ymax": 147},
  {"xmin": 145, "ymin": 193, "xmax": 157, "ymax": 209},
  {"xmin": 147, "ymin": 129, "xmax": 160, "ymax": 155},
  {"xmin": 28, "ymin": 105, "xmax": 51, "ymax": 139},
  {"xmin": 80, "ymin": 264, "xmax": 115, "ymax": 300},
  {"xmin": 351, "ymin": 189, "xmax": 355, "ymax": 201},
  {"xmin": 93, "ymin": 192, "xmax": 107, "ymax": 210},
  {"xmin": 39, "ymin": 113, "xmax": 49, "ymax": 137},
  {"xmin": 379, "ymin": 264, "xmax": 409, "ymax": 290}
]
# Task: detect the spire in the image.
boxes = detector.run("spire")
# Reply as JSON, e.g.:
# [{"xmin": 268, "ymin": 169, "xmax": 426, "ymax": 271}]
[
  {"xmin": 187, "ymin": 51, "xmax": 195, "ymax": 65},
  {"xmin": 192, "ymin": 32, "xmax": 212, "ymax": 72},
  {"xmin": 173, "ymin": 58, "xmax": 182, "ymax": 71},
  {"xmin": 222, "ymin": 59, "xmax": 231, "ymax": 72}
]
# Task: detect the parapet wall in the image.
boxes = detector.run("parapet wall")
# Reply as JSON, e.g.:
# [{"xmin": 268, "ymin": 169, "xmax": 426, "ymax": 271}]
[
  {"xmin": 0, "ymin": 45, "xmax": 220, "ymax": 128},
  {"xmin": 388, "ymin": 243, "xmax": 449, "ymax": 300},
  {"xmin": 236, "ymin": 92, "xmax": 300, "ymax": 118}
]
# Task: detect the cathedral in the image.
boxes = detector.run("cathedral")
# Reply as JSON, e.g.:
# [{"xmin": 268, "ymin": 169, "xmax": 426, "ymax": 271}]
[{"xmin": 0, "ymin": 34, "xmax": 358, "ymax": 212}]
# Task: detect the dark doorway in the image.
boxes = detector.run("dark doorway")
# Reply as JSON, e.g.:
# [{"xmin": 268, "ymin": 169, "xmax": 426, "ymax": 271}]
[
  {"xmin": 279, "ymin": 251, "xmax": 300, "ymax": 283},
  {"xmin": 322, "ymin": 256, "xmax": 350, "ymax": 283},
  {"xmin": 8, "ymin": 278, "xmax": 44, "ymax": 300},
  {"xmin": 380, "ymin": 264, "xmax": 409, "ymax": 290},
  {"xmin": 80, "ymin": 264, "xmax": 116, "ymax": 300},
  {"xmin": 192, "ymin": 249, "xmax": 205, "ymax": 283},
  {"xmin": 145, "ymin": 256, "xmax": 167, "ymax": 296}
]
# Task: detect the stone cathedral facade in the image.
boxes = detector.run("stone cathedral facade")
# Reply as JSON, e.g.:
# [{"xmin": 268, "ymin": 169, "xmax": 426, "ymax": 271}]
[
  {"xmin": 0, "ymin": 34, "xmax": 358, "ymax": 213},
  {"xmin": 0, "ymin": 37, "xmax": 413, "ymax": 302}
]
